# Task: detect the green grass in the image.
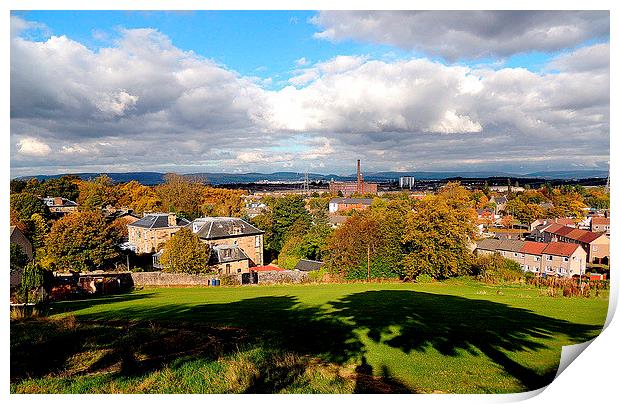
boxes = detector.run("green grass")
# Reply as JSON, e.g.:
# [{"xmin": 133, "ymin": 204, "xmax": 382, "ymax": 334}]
[{"xmin": 11, "ymin": 279, "xmax": 609, "ymax": 394}]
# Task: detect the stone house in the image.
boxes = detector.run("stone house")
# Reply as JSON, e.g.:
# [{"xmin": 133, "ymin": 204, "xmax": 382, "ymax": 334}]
[
  {"xmin": 42, "ymin": 196, "xmax": 78, "ymax": 214},
  {"xmin": 191, "ymin": 217, "xmax": 264, "ymax": 272},
  {"xmin": 127, "ymin": 213, "xmax": 191, "ymax": 254}
]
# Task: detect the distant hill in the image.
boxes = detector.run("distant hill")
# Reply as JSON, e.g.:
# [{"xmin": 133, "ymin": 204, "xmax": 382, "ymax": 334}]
[{"xmin": 17, "ymin": 169, "xmax": 608, "ymax": 185}]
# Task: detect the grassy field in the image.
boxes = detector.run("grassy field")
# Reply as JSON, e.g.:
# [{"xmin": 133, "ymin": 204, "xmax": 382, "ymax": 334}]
[{"xmin": 10, "ymin": 279, "xmax": 609, "ymax": 394}]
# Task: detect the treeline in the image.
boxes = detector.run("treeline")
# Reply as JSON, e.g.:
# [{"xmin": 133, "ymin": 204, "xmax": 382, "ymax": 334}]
[{"xmin": 9, "ymin": 174, "xmax": 248, "ymax": 277}]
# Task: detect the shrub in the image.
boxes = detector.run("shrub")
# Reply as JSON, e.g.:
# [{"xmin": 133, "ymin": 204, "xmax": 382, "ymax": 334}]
[
  {"xmin": 220, "ymin": 274, "xmax": 240, "ymax": 286},
  {"xmin": 415, "ymin": 274, "xmax": 433, "ymax": 283},
  {"xmin": 473, "ymin": 253, "xmax": 523, "ymax": 284}
]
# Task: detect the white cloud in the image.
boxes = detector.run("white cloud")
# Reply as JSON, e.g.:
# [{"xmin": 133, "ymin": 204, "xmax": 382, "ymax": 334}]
[
  {"xmin": 17, "ymin": 137, "xmax": 51, "ymax": 156},
  {"xmin": 9, "ymin": 16, "xmax": 609, "ymax": 176},
  {"xmin": 295, "ymin": 57, "xmax": 309, "ymax": 66}
]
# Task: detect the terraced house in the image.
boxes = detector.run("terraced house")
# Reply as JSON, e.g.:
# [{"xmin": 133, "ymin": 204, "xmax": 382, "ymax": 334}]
[
  {"xmin": 476, "ymin": 239, "xmax": 587, "ymax": 278},
  {"xmin": 540, "ymin": 224, "xmax": 610, "ymax": 264}
]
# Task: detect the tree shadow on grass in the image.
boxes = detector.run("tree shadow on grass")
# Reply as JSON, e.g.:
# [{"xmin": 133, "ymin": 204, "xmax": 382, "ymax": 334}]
[
  {"xmin": 330, "ymin": 290, "xmax": 603, "ymax": 391},
  {"xmin": 12, "ymin": 290, "xmax": 603, "ymax": 393}
]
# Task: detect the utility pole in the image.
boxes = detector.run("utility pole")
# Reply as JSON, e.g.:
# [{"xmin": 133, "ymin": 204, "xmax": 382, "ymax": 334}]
[{"xmin": 367, "ymin": 244, "xmax": 371, "ymax": 282}]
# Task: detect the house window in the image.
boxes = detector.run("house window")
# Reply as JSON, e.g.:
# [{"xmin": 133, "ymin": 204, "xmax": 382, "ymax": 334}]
[
  {"xmin": 534, "ymin": 256, "xmax": 539, "ymax": 261},
  {"xmin": 593, "ymin": 246, "xmax": 598, "ymax": 252},
  {"xmin": 255, "ymin": 236, "xmax": 261, "ymax": 248},
  {"xmin": 226, "ymin": 264, "xmax": 231, "ymax": 274},
  {"xmin": 547, "ymin": 255, "xmax": 553, "ymax": 260},
  {"xmin": 563, "ymin": 257, "xmax": 569, "ymax": 262},
  {"xmin": 237, "ymin": 268, "xmax": 242, "ymax": 273},
  {"xmin": 514, "ymin": 253, "xmax": 518, "ymax": 257}
]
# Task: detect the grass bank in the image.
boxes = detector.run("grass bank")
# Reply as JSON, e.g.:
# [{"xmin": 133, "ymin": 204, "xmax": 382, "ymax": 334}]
[{"xmin": 11, "ymin": 279, "xmax": 609, "ymax": 393}]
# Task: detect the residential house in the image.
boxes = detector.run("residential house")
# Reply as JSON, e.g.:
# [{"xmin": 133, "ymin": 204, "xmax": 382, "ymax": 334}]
[
  {"xmin": 489, "ymin": 195, "xmax": 507, "ymax": 214},
  {"xmin": 127, "ymin": 213, "xmax": 191, "ymax": 254},
  {"xmin": 475, "ymin": 239, "xmax": 587, "ymax": 277},
  {"xmin": 191, "ymin": 217, "xmax": 264, "ymax": 271},
  {"xmin": 208, "ymin": 244, "xmax": 250, "ymax": 275},
  {"xmin": 42, "ymin": 196, "xmax": 78, "ymax": 214},
  {"xmin": 540, "ymin": 224, "xmax": 610, "ymax": 264},
  {"xmin": 328, "ymin": 198, "xmax": 373, "ymax": 213},
  {"xmin": 529, "ymin": 218, "xmax": 576, "ymax": 232},
  {"xmin": 591, "ymin": 216, "xmax": 610, "ymax": 235},
  {"xmin": 294, "ymin": 259, "xmax": 324, "ymax": 272},
  {"xmin": 10, "ymin": 225, "xmax": 33, "ymax": 260}
]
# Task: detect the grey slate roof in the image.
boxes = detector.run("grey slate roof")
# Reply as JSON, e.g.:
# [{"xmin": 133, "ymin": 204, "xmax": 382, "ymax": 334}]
[
  {"xmin": 329, "ymin": 198, "xmax": 373, "ymax": 205},
  {"xmin": 294, "ymin": 259, "xmax": 324, "ymax": 272},
  {"xmin": 476, "ymin": 238, "xmax": 526, "ymax": 253},
  {"xmin": 192, "ymin": 217, "xmax": 263, "ymax": 240},
  {"xmin": 128, "ymin": 213, "xmax": 190, "ymax": 229},
  {"xmin": 208, "ymin": 245, "xmax": 250, "ymax": 265},
  {"xmin": 493, "ymin": 196, "xmax": 508, "ymax": 205}
]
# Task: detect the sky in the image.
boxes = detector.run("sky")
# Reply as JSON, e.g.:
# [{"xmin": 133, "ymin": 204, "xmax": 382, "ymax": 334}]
[{"xmin": 10, "ymin": 10, "xmax": 610, "ymax": 177}]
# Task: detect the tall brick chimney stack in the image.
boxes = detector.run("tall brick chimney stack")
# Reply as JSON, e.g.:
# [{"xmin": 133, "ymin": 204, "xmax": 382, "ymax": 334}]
[{"xmin": 357, "ymin": 159, "xmax": 361, "ymax": 194}]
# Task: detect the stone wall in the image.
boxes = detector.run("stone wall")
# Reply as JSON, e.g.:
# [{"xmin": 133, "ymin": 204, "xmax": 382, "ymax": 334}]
[
  {"xmin": 131, "ymin": 271, "xmax": 222, "ymax": 287},
  {"xmin": 131, "ymin": 270, "xmax": 309, "ymax": 286},
  {"xmin": 256, "ymin": 270, "xmax": 309, "ymax": 284}
]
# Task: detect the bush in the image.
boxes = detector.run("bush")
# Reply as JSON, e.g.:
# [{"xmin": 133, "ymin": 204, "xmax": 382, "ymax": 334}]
[
  {"xmin": 220, "ymin": 274, "xmax": 240, "ymax": 286},
  {"xmin": 415, "ymin": 274, "xmax": 433, "ymax": 283},
  {"xmin": 345, "ymin": 257, "xmax": 402, "ymax": 281},
  {"xmin": 308, "ymin": 268, "xmax": 327, "ymax": 283},
  {"xmin": 473, "ymin": 253, "xmax": 523, "ymax": 284}
]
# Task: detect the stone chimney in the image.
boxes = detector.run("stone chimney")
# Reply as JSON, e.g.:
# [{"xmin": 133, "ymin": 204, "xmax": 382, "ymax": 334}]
[{"xmin": 168, "ymin": 213, "xmax": 177, "ymax": 227}]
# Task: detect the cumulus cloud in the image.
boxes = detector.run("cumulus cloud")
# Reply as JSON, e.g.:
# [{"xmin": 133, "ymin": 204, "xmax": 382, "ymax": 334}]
[
  {"xmin": 17, "ymin": 137, "xmax": 52, "ymax": 156},
  {"xmin": 311, "ymin": 11, "xmax": 609, "ymax": 61},
  {"xmin": 9, "ymin": 16, "xmax": 609, "ymax": 176}
]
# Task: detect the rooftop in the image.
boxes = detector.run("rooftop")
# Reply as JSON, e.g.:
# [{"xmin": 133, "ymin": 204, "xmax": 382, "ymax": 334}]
[
  {"xmin": 128, "ymin": 213, "xmax": 190, "ymax": 229},
  {"xmin": 192, "ymin": 217, "xmax": 263, "ymax": 240}
]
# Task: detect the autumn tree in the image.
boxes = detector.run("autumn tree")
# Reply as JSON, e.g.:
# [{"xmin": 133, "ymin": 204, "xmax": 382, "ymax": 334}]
[
  {"xmin": 201, "ymin": 187, "xmax": 246, "ymax": 217},
  {"xmin": 116, "ymin": 180, "xmax": 162, "ymax": 214},
  {"xmin": 278, "ymin": 222, "xmax": 332, "ymax": 270},
  {"xmin": 325, "ymin": 204, "xmax": 405, "ymax": 280},
  {"xmin": 401, "ymin": 184, "xmax": 477, "ymax": 280},
  {"xmin": 45, "ymin": 211, "xmax": 124, "ymax": 272},
  {"xmin": 159, "ymin": 228, "xmax": 210, "ymax": 274},
  {"xmin": 155, "ymin": 173, "xmax": 203, "ymax": 219},
  {"xmin": 77, "ymin": 175, "xmax": 117, "ymax": 211}
]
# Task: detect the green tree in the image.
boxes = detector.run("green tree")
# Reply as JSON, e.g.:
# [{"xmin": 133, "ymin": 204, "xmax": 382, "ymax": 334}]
[
  {"xmin": 269, "ymin": 195, "xmax": 311, "ymax": 253},
  {"xmin": 45, "ymin": 211, "xmax": 123, "ymax": 272},
  {"xmin": 159, "ymin": 228, "xmax": 211, "ymax": 274},
  {"xmin": 10, "ymin": 243, "xmax": 29, "ymax": 269},
  {"xmin": 10, "ymin": 193, "xmax": 48, "ymax": 224},
  {"xmin": 20, "ymin": 261, "xmax": 45, "ymax": 304}
]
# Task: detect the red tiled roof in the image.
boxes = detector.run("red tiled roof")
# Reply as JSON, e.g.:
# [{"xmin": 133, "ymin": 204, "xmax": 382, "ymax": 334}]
[
  {"xmin": 519, "ymin": 241, "xmax": 548, "ymax": 255},
  {"xmin": 543, "ymin": 223, "xmax": 564, "ymax": 234},
  {"xmin": 542, "ymin": 242, "xmax": 580, "ymax": 257},
  {"xmin": 567, "ymin": 228, "xmax": 604, "ymax": 243},
  {"xmin": 555, "ymin": 226, "xmax": 575, "ymax": 237},
  {"xmin": 592, "ymin": 217, "xmax": 610, "ymax": 226},
  {"xmin": 251, "ymin": 265, "xmax": 284, "ymax": 272}
]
